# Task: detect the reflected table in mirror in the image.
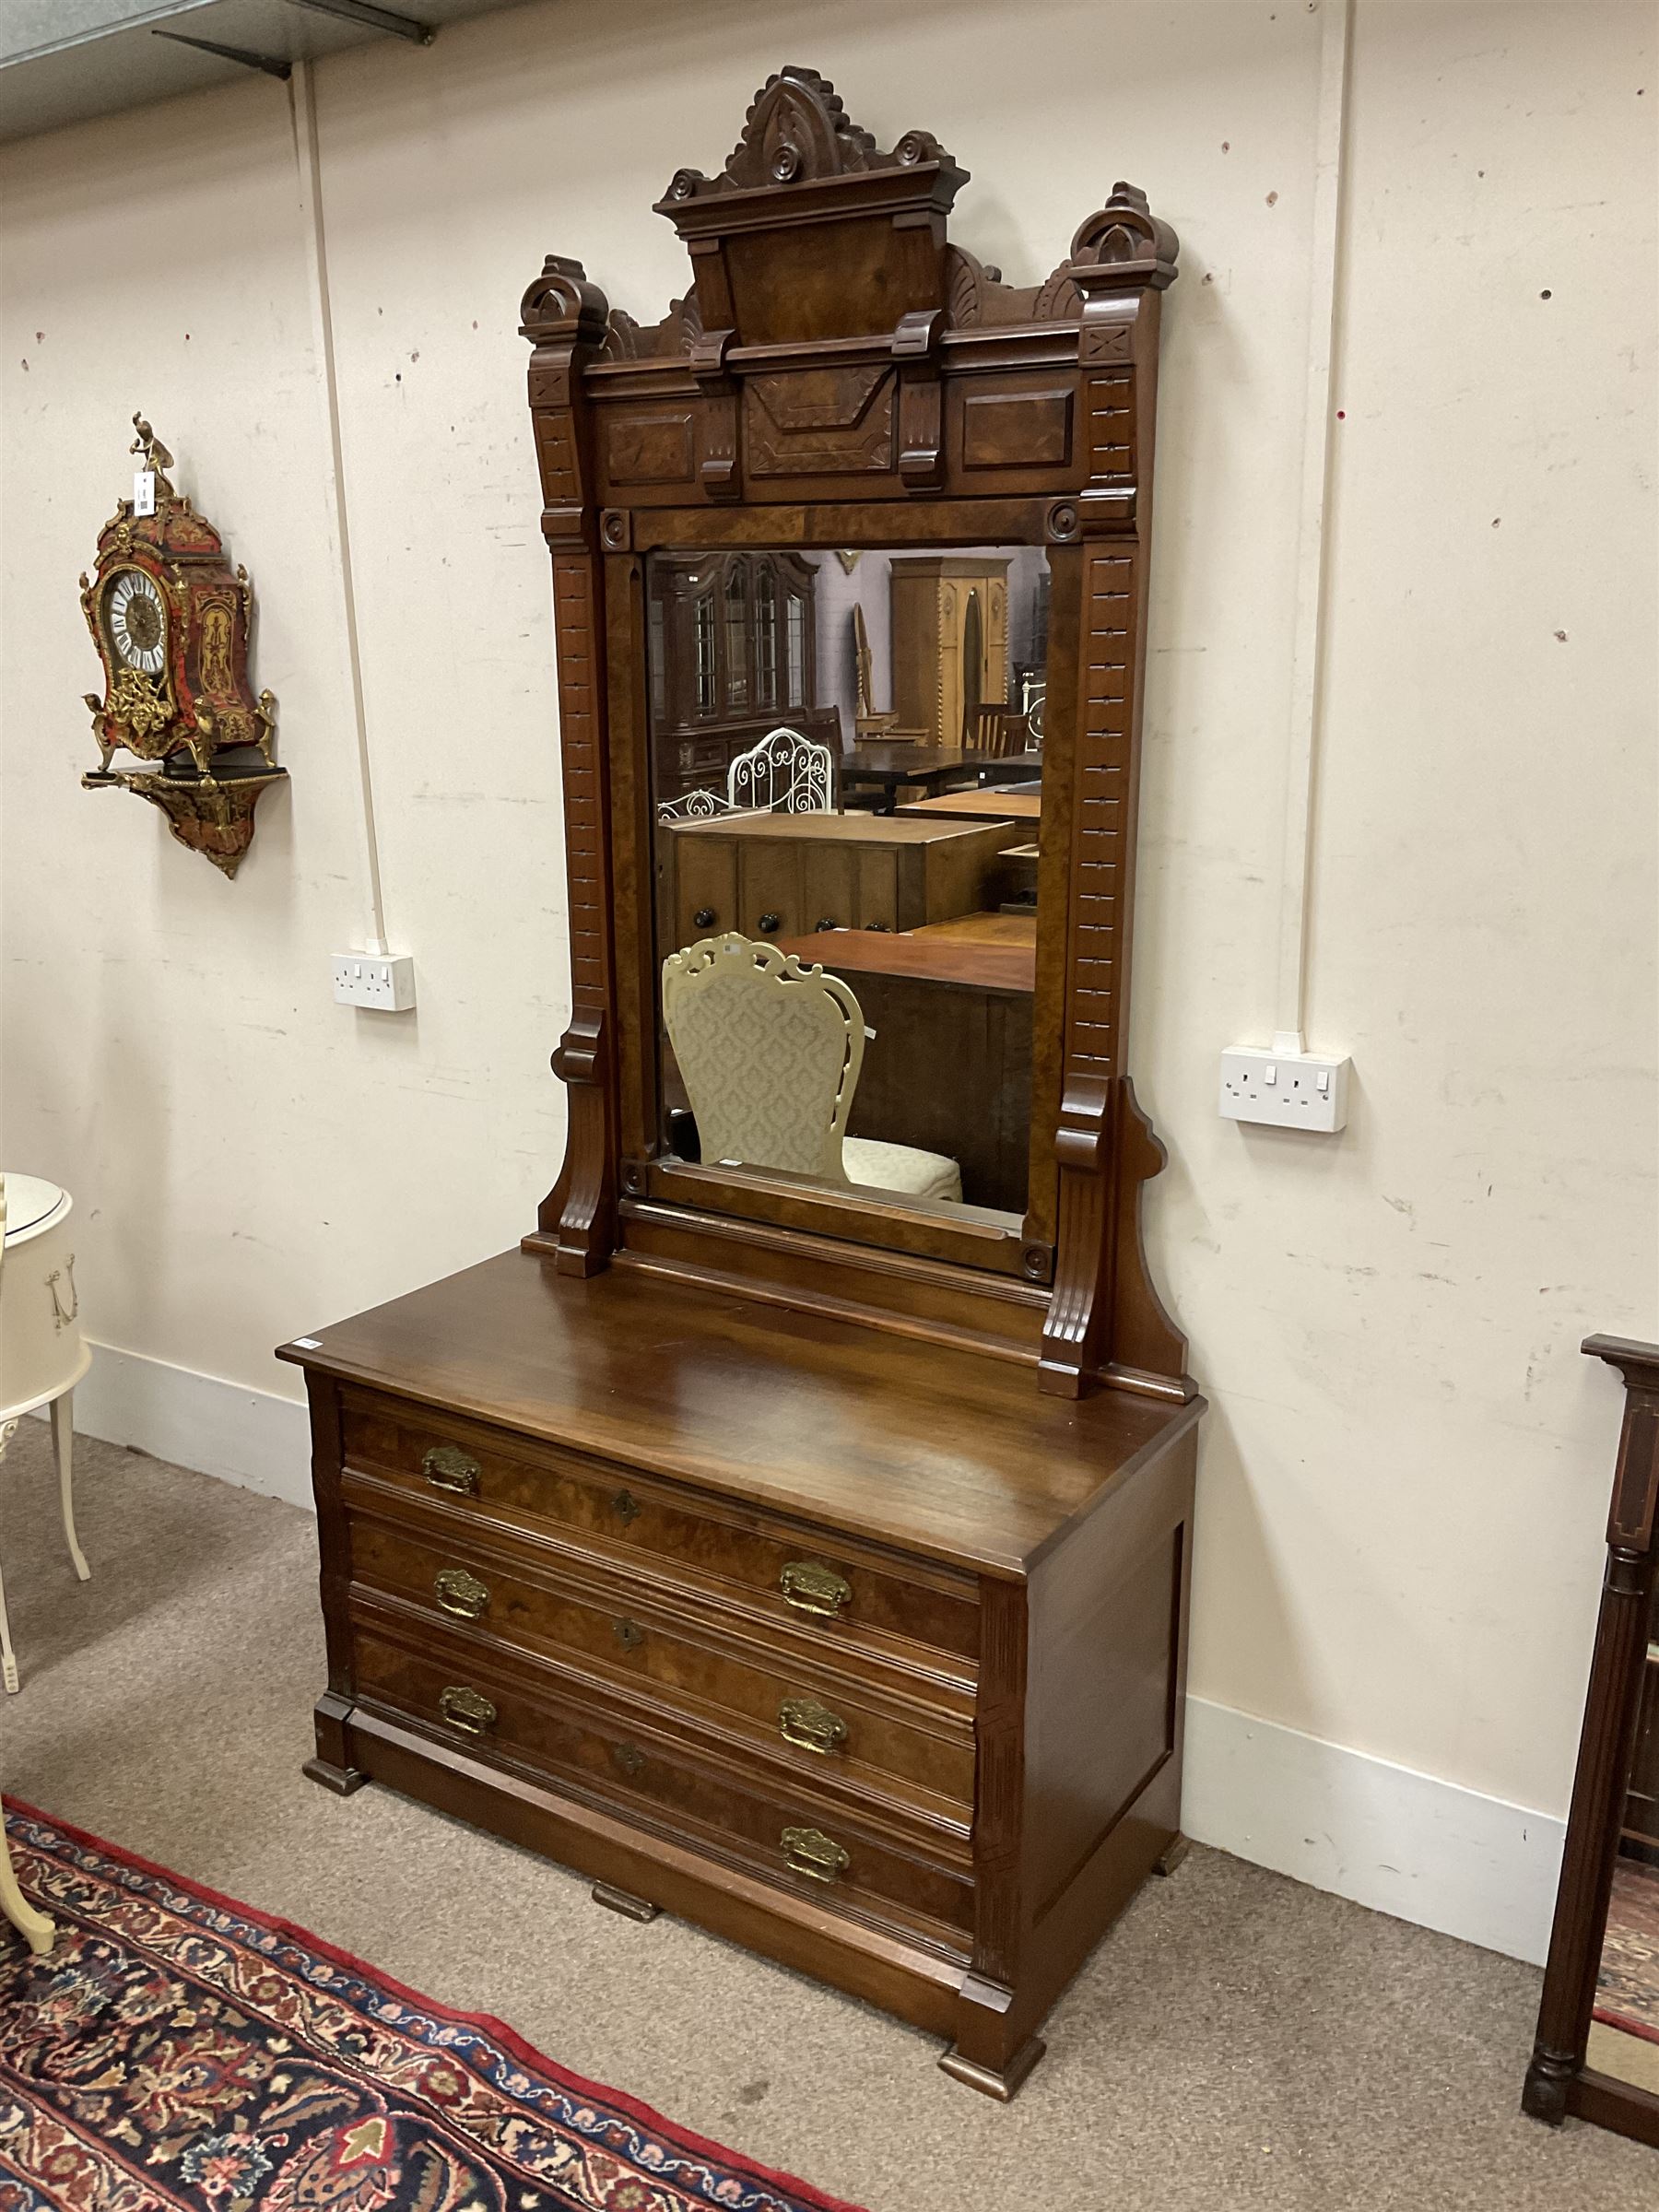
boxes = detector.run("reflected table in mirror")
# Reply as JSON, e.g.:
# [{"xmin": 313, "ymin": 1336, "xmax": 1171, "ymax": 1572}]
[
  {"xmin": 843, "ymin": 746, "xmax": 1042, "ymax": 816},
  {"xmin": 773, "ymin": 920, "xmax": 1035, "ymax": 1216},
  {"xmin": 896, "ymin": 787, "xmax": 1043, "ymax": 825}
]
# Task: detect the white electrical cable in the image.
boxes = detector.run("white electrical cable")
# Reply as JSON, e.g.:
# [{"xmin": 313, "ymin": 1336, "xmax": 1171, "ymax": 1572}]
[
  {"xmin": 289, "ymin": 58, "xmax": 388, "ymax": 959},
  {"xmin": 1274, "ymin": 0, "xmax": 1354, "ymax": 1057}
]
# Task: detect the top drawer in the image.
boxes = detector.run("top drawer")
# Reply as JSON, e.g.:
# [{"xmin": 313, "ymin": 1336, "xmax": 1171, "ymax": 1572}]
[{"xmin": 339, "ymin": 1390, "xmax": 980, "ymax": 1675}]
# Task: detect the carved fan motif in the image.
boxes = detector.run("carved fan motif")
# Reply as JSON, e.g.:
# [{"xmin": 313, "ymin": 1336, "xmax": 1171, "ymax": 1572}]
[{"xmin": 660, "ymin": 65, "xmax": 963, "ymax": 201}]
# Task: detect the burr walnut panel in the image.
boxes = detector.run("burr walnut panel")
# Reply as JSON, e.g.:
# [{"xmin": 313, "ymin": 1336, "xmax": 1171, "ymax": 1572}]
[
  {"xmin": 350, "ymin": 1614, "xmax": 977, "ymax": 1948},
  {"xmin": 338, "ymin": 1387, "xmax": 982, "ymax": 1672}
]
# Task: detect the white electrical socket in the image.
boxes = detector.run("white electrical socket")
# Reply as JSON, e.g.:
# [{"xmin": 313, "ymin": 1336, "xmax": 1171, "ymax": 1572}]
[
  {"xmin": 1220, "ymin": 1044, "xmax": 1350, "ymax": 1133},
  {"xmin": 332, "ymin": 952, "xmax": 416, "ymax": 1012}
]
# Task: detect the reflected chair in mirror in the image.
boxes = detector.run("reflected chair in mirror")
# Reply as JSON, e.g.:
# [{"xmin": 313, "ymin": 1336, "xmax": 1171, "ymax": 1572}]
[
  {"xmin": 727, "ymin": 725, "xmax": 836, "ymax": 815},
  {"xmin": 969, "ymin": 704, "xmax": 1031, "ymax": 760},
  {"xmin": 661, "ymin": 933, "xmax": 962, "ymax": 1203}
]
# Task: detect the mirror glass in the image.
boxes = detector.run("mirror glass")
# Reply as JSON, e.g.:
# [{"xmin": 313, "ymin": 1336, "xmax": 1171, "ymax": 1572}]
[
  {"xmin": 1588, "ymin": 1577, "xmax": 1659, "ymax": 2091},
  {"xmin": 647, "ymin": 545, "xmax": 1051, "ymax": 1228}
]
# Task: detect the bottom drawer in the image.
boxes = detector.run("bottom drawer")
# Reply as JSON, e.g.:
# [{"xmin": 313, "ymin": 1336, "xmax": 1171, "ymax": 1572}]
[{"xmin": 350, "ymin": 1623, "xmax": 974, "ymax": 1947}]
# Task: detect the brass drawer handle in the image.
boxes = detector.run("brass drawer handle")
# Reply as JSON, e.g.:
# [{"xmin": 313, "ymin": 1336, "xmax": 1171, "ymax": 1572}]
[
  {"xmin": 434, "ymin": 1567, "xmax": 489, "ymax": 1621},
  {"xmin": 611, "ymin": 1488, "xmax": 641, "ymax": 1525},
  {"xmin": 780, "ymin": 1560, "xmax": 851, "ymax": 1619},
  {"xmin": 612, "ymin": 1741, "xmax": 645, "ymax": 1777},
  {"xmin": 613, "ymin": 1618, "xmax": 644, "ymax": 1653},
  {"xmin": 779, "ymin": 1696, "xmax": 848, "ymax": 1757},
  {"xmin": 422, "ymin": 1444, "xmax": 480, "ymax": 1497},
  {"xmin": 781, "ymin": 1825, "xmax": 850, "ymax": 1884},
  {"xmin": 438, "ymin": 1685, "xmax": 496, "ymax": 1736}
]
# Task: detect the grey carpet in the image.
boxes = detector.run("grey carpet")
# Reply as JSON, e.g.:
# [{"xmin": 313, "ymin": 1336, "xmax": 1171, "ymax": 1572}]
[{"xmin": 0, "ymin": 1422, "xmax": 1648, "ymax": 2210}]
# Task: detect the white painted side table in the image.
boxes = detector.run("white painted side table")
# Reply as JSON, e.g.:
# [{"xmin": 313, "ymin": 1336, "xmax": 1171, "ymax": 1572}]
[{"xmin": 0, "ymin": 1173, "xmax": 91, "ymax": 1694}]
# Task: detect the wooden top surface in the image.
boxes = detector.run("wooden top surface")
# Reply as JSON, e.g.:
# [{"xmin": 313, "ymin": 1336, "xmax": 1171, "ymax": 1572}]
[
  {"xmin": 279, "ymin": 1252, "xmax": 1197, "ymax": 1581},
  {"xmin": 912, "ymin": 912, "xmax": 1038, "ymax": 948},
  {"xmin": 842, "ymin": 745, "xmax": 981, "ymax": 777},
  {"xmin": 667, "ymin": 811, "xmax": 995, "ymax": 846},
  {"xmin": 773, "ymin": 924, "xmax": 1035, "ymax": 994},
  {"xmin": 896, "ymin": 790, "xmax": 1042, "ymax": 822}
]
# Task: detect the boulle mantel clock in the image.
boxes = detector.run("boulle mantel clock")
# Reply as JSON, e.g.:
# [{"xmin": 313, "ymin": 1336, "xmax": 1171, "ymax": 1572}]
[
  {"xmin": 281, "ymin": 66, "xmax": 1202, "ymax": 2100},
  {"xmin": 79, "ymin": 415, "xmax": 285, "ymax": 877}
]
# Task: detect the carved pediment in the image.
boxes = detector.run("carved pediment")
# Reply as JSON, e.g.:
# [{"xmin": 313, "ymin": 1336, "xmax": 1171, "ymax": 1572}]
[
  {"xmin": 659, "ymin": 65, "xmax": 964, "ymax": 202},
  {"xmin": 604, "ymin": 290, "xmax": 704, "ymax": 361}
]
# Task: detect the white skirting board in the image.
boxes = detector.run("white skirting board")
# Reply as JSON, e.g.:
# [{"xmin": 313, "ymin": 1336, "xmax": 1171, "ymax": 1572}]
[
  {"xmin": 56, "ymin": 1338, "xmax": 314, "ymax": 1512},
  {"xmin": 54, "ymin": 1341, "xmax": 1566, "ymax": 1966},
  {"xmin": 1181, "ymin": 1697, "xmax": 1565, "ymax": 1968}
]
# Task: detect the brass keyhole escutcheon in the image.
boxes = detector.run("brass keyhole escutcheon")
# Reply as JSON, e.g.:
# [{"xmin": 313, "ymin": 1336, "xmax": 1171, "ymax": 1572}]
[
  {"xmin": 434, "ymin": 1567, "xmax": 489, "ymax": 1620},
  {"xmin": 612, "ymin": 1741, "xmax": 645, "ymax": 1777},
  {"xmin": 422, "ymin": 1444, "xmax": 480, "ymax": 1497},
  {"xmin": 611, "ymin": 1488, "xmax": 642, "ymax": 1525},
  {"xmin": 779, "ymin": 1560, "xmax": 852, "ymax": 1619},
  {"xmin": 781, "ymin": 1826, "xmax": 850, "ymax": 1884},
  {"xmin": 438, "ymin": 1685, "xmax": 496, "ymax": 1736},
  {"xmin": 613, "ymin": 1618, "xmax": 644, "ymax": 1653},
  {"xmin": 778, "ymin": 1696, "xmax": 848, "ymax": 1757}
]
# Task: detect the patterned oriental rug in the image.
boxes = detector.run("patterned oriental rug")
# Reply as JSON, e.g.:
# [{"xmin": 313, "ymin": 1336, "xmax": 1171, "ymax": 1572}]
[
  {"xmin": 0, "ymin": 1801, "xmax": 865, "ymax": 2212},
  {"xmin": 1595, "ymin": 1853, "xmax": 1659, "ymax": 2046}
]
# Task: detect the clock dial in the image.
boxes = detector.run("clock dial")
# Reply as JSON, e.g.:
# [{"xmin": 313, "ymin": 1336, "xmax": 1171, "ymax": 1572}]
[{"xmin": 103, "ymin": 569, "xmax": 167, "ymax": 676}]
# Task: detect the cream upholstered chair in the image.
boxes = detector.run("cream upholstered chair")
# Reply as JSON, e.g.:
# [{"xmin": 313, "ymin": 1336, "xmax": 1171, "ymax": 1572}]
[
  {"xmin": 727, "ymin": 725, "xmax": 835, "ymax": 814},
  {"xmin": 0, "ymin": 1172, "xmax": 92, "ymax": 1697},
  {"xmin": 662, "ymin": 934, "xmax": 961, "ymax": 1203}
]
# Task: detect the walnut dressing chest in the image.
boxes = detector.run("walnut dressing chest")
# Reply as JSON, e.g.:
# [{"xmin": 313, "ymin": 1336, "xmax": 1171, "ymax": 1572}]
[{"xmin": 283, "ymin": 67, "xmax": 1201, "ymax": 2100}]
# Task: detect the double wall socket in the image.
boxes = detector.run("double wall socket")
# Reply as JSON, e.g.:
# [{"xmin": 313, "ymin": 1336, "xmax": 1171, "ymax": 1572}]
[
  {"xmin": 1220, "ymin": 1045, "xmax": 1350, "ymax": 1133},
  {"xmin": 332, "ymin": 952, "xmax": 416, "ymax": 1012}
]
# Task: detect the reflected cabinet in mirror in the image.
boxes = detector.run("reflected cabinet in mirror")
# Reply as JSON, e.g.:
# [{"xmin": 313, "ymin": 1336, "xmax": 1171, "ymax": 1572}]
[
  {"xmin": 650, "ymin": 543, "xmax": 1049, "ymax": 1227},
  {"xmin": 1527, "ymin": 1335, "xmax": 1659, "ymax": 2147}
]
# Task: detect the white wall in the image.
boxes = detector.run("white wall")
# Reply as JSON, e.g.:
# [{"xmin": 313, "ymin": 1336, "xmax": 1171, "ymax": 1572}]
[{"xmin": 2, "ymin": 1, "xmax": 1654, "ymax": 1954}]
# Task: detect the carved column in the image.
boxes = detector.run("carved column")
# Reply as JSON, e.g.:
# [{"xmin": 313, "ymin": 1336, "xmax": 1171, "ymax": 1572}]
[
  {"xmin": 1040, "ymin": 191, "xmax": 1182, "ymax": 1397},
  {"xmin": 520, "ymin": 257, "xmax": 619, "ymax": 1275}
]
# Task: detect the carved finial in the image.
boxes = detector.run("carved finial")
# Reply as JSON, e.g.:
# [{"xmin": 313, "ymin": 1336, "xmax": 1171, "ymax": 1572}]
[
  {"xmin": 1069, "ymin": 183, "xmax": 1180, "ymax": 286},
  {"xmin": 129, "ymin": 413, "xmax": 175, "ymax": 485},
  {"xmin": 519, "ymin": 255, "xmax": 610, "ymax": 347},
  {"xmin": 662, "ymin": 65, "xmax": 964, "ymax": 202}
]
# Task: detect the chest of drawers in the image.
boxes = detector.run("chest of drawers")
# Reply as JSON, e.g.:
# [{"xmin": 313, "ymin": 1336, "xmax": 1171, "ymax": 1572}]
[
  {"xmin": 663, "ymin": 812, "xmax": 1020, "ymax": 950},
  {"xmin": 283, "ymin": 1251, "xmax": 1201, "ymax": 2100}
]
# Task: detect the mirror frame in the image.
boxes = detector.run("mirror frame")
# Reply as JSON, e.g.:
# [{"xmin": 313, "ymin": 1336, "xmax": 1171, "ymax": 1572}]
[
  {"xmin": 519, "ymin": 65, "xmax": 1193, "ymax": 1402},
  {"xmin": 1525, "ymin": 1334, "xmax": 1659, "ymax": 2147}
]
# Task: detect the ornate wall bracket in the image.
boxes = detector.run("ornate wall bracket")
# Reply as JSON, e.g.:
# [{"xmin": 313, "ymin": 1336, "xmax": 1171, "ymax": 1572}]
[{"xmin": 82, "ymin": 761, "xmax": 288, "ymax": 879}]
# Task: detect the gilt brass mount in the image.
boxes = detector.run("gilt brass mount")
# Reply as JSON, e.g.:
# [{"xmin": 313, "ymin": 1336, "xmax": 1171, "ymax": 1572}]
[
  {"xmin": 778, "ymin": 1696, "xmax": 848, "ymax": 1755},
  {"xmin": 434, "ymin": 1567, "xmax": 489, "ymax": 1620},
  {"xmin": 780, "ymin": 1560, "xmax": 852, "ymax": 1618},
  {"xmin": 437, "ymin": 1685, "xmax": 496, "ymax": 1735},
  {"xmin": 781, "ymin": 1826, "xmax": 851, "ymax": 1883},
  {"xmin": 423, "ymin": 1444, "xmax": 480, "ymax": 1496}
]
